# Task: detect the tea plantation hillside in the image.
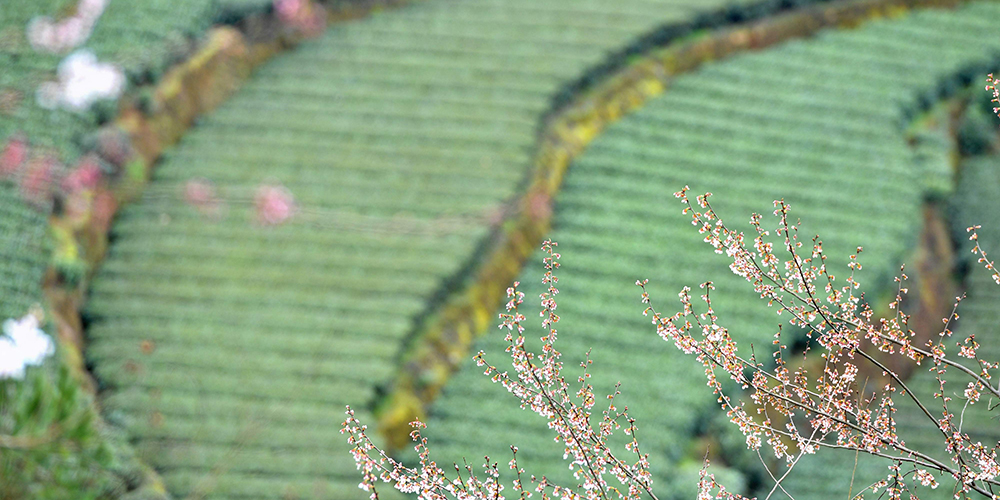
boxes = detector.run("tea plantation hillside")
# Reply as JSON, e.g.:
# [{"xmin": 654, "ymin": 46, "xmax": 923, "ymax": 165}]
[
  {"xmin": 0, "ymin": 185, "xmax": 46, "ymax": 320},
  {"xmin": 11, "ymin": 0, "xmax": 1000, "ymax": 498},
  {"xmin": 81, "ymin": 0, "xmax": 763, "ymax": 498},
  {"xmin": 0, "ymin": 0, "xmax": 271, "ymax": 316},
  {"xmin": 424, "ymin": 3, "xmax": 1000, "ymax": 499},
  {"xmin": 1, "ymin": 2, "xmax": 267, "ymax": 497},
  {"xmin": 0, "ymin": 0, "xmax": 270, "ymax": 159}
]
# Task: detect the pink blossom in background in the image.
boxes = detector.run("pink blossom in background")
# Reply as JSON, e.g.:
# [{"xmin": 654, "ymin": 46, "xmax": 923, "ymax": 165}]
[
  {"xmin": 254, "ymin": 183, "xmax": 296, "ymax": 225},
  {"xmin": 184, "ymin": 178, "xmax": 215, "ymax": 206},
  {"xmin": 0, "ymin": 135, "xmax": 27, "ymax": 179},
  {"xmin": 62, "ymin": 155, "xmax": 103, "ymax": 193},
  {"xmin": 274, "ymin": 0, "xmax": 304, "ymax": 22},
  {"xmin": 77, "ymin": 0, "xmax": 108, "ymax": 19},
  {"xmin": 61, "ymin": 157, "xmax": 101, "ymax": 221},
  {"xmin": 183, "ymin": 178, "xmax": 224, "ymax": 218},
  {"xmin": 19, "ymin": 156, "xmax": 60, "ymax": 208},
  {"xmin": 27, "ymin": 0, "xmax": 108, "ymax": 53},
  {"xmin": 273, "ymin": 0, "xmax": 325, "ymax": 37},
  {"xmin": 27, "ymin": 17, "xmax": 85, "ymax": 54}
]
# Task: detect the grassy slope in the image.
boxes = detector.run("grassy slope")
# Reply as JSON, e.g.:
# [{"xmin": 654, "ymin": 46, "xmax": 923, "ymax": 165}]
[
  {"xmin": 82, "ymin": 1, "xmax": 760, "ymax": 499},
  {"xmin": 424, "ymin": 4, "xmax": 1000, "ymax": 499}
]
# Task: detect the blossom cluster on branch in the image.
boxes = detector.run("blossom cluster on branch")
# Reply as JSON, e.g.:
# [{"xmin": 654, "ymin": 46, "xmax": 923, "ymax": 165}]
[
  {"xmin": 343, "ymin": 180, "xmax": 1000, "ymax": 500},
  {"xmin": 344, "ymin": 181, "xmax": 1000, "ymax": 500},
  {"xmin": 634, "ymin": 187, "xmax": 1000, "ymax": 499},
  {"xmin": 343, "ymin": 240, "xmax": 663, "ymax": 500}
]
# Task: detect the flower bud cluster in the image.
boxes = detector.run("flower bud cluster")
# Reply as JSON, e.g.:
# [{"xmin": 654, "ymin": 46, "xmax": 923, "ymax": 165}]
[
  {"xmin": 631, "ymin": 188, "xmax": 1000, "ymax": 498},
  {"xmin": 344, "ymin": 241, "xmax": 658, "ymax": 500}
]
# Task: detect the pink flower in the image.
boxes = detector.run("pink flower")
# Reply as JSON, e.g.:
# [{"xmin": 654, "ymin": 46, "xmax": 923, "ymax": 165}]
[
  {"xmin": 26, "ymin": 0, "xmax": 108, "ymax": 53},
  {"xmin": 254, "ymin": 183, "xmax": 296, "ymax": 225},
  {"xmin": 184, "ymin": 178, "xmax": 215, "ymax": 206},
  {"xmin": 0, "ymin": 135, "xmax": 27, "ymax": 179},
  {"xmin": 274, "ymin": 0, "xmax": 304, "ymax": 22},
  {"xmin": 61, "ymin": 155, "xmax": 102, "ymax": 193},
  {"xmin": 20, "ymin": 156, "xmax": 60, "ymax": 208},
  {"xmin": 77, "ymin": 0, "xmax": 108, "ymax": 19},
  {"xmin": 273, "ymin": 0, "xmax": 326, "ymax": 37},
  {"xmin": 183, "ymin": 178, "xmax": 224, "ymax": 219}
]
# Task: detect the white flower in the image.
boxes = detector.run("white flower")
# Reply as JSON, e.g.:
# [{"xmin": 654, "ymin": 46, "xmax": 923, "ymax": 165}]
[
  {"xmin": 0, "ymin": 314, "xmax": 55, "ymax": 380},
  {"xmin": 0, "ymin": 337, "xmax": 25, "ymax": 379},
  {"xmin": 77, "ymin": 0, "xmax": 109, "ymax": 19},
  {"xmin": 37, "ymin": 50, "xmax": 124, "ymax": 112}
]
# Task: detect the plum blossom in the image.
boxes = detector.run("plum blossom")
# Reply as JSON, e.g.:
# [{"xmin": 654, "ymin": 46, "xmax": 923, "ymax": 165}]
[
  {"xmin": 988, "ymin": 74, "xmax": 1000, "ymax": 125},
  {"xmin": 274, "ymin": 0, "xmax": 304, "ymax": 21},
  {"xmin": 0, "ymin": 314, "xmax": 55, "ymax": 380},
  {"xmin": 19, "ymin": 155, "xmax": 61, "ymax": 208},
  {"xmin": 27, "ymin": 0, "xmax": 108, "ymax": 53},
  {"xmin": 273, "ymin": 0, "xmax": 326, "ymax": 37},
  {"xmin": 183, "ymin": 178, "xmax": 225, "ymax": 219},
  {"xmin": 184, "ymin": 179, "xmax": 215, "ymax": 207},
  {"xmin": 344, "ymin": 241, "xmax": 666, "ymax": 500},
  {"xmin": 37, "ymin": 50, "xmax": 125, "ymax": 113},
  {"xmin": 255, "ymin": 183, "xmax": 296, "ymax": 225},
  {"xmin": 62, "ymin": 155, "xmax": 103, "ymax": 193}
]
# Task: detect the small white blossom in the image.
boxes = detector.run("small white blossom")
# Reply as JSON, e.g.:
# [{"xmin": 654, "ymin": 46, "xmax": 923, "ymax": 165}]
[
  {"xmin": 37, "ymin": 50, "xmax": 125, "ymax": 113},
  {"xmin": 0, "ymin": 314, "xmax": 55, "ymax": 380},
  {"xmin": 0, "ymin": 337, "xmax": 25, "ymax": 379}
]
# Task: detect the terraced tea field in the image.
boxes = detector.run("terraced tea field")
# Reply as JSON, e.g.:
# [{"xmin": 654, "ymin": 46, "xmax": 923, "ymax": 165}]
[
  {"xmin": 0, "ymin": 0, "xmax": 191, "ymax": 315},
  {"xmin": 0, "ymin": 0, "xmax": 271, "ymax": 159},
  {"xmin": 0, "ymin": 183, "xmax": 47, "ymax": 319},
  {"xmin": 1, "ymin": 0, "xmax": 96, "ymax": 159},
  {"xmin": 82, "ymin": 0, "xmax": 767, "ymax": 498},
  {"xmin": 0, "ymin": 0, "xmax": 275, "ymax": 314},
  {"xmin": 6, "ymin": 0, "xmax": 999, "ymax": 498},
  {"xmin": 0, "ymin": 1, "xmax": 280, "ymax": 497},
  {"xmin": 424, "ymin": 3, "xmax": 1000, "ymax": 498}
]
